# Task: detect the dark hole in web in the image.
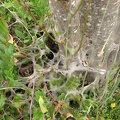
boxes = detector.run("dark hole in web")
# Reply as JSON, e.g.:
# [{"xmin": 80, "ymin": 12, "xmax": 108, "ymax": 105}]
[
  {"xmin": 46, "ymin": 52, "xmax": 54, "ymax": 60},
  {"xmin": 15, "ymin": 89, "xmax": 25, "ymax": 94},
  {"xmin": 69, "ymin": 100, "xmax": 79, "ymax": 108},
  {"xmin": 5, "ymin": 91, "xmax": 12, "ymax": 98},
  {"xmin": 45, "ymin": 33, "xmax": 59, "ymax": 53},
  {"xmin": 55, "ymin": 112, "xmax": 61, "ymax": 119},
  {"xmin": 19, "ymin": 61, "xmax": 34, "ymax": 77},
  {"xmin": 89, "ymin": 40, "xmax": 92, "ymax": 44},
  {"xmin": 36, "ymin": 31, "xmax": 44, "ymax": 38}
]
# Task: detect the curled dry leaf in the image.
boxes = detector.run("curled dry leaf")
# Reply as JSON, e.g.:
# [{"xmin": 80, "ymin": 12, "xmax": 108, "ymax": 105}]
[
  {"xmin": 8, "ymin": 34, "xmax": 17, "ymax": 46},
  {"xmin": 8, "ymin": 34, "xmax": 19, "ymax": 63},
  {"xmin": 66, "ymin": 113, "xmax": 74, "ymax": 118},
  {"xmin": 8, "ymin": 34, "xmax": 13, "ymax": 44},
  {"xmin": 14, "ymin": 57, "xmax": 19, "ymax": 63}
]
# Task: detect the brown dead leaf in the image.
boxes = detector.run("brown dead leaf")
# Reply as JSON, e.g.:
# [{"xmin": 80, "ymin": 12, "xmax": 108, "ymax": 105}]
[
  {"xmin": 66, "ymin": 113, "xmax": 74, "ymax": 118},
  {"xmin": 8, "ymin": 34, "xmax": 13, "ymax": 44},
  {"xmin": 86, "ymin": 118, "xmax": 90, "ymax": 120},
  {"xmin": 14, "ymin": 57, "xmax": 19, "ymax": 63},
  {"xmin": 8, "ymin": 34, "xmax": 17, "ymax": 47}
]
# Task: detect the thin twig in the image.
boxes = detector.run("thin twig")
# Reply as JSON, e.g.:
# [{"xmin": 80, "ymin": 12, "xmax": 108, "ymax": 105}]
[
  {"xmin": 74, "ymin": 0, "xmax": 92, "ymax": 55},
  {"xmin": 17, "ymin": 0, "xmax": 62, "ymax": 44}
]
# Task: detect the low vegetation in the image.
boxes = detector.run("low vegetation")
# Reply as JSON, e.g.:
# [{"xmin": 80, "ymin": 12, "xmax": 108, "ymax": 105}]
[{"xmin": 0, "ymin": 0, "xmax": 120, "ymax": 120}]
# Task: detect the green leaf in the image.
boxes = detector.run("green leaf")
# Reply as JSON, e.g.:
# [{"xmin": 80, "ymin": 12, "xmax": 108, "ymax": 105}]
[
  {"xmin": 4, "ymin": 116, "xmax": 14, "ymax": 120},
  {"xmin": 23, "ymin": 39, "xmax": 30, "ymax": 43},
  {"xmin": 11, "ymin": 102, "xmax": 22, "ymax": 108},
  {"xmin": 33, "ymin": 109, "xmax": 44, "ymax": 120},
  {"xmin": 0, "ymin": 96, "xmax": 6, "ymax": 110},
  {"xmin": 15, "ymin": 30, "xmax": 25, "ymax": 39},
  {"xmin": 4, "ymin": 2, "xmax": 13, "ymax": 8},
  {"xmin": 39, "ymin": 96, "xmax": 48, "ymax": 114},
  {"xmin": 0, "ymin": 17, "xmax": 9, "ymax": 40},
  {"xmin": 35, "ymin": 90, "xmax": 46, "ymax": 101},
  {"xmin": 0, "ymin": 17, "xmax": 17, "ymax": 81},
  {"xmin": 0, "ymin": 35, "xmax": 7, "ymax": 44},
  {"xmin": 58, "ymin": 93, "xmax": 66, "ymax": 100},
  {"xmin": 35, "ymin": 64, "xmax": 42, "ymax": 71},
  {"xmin": 61, "ymin": 76, "xmax": 80, "ymax": 91}
]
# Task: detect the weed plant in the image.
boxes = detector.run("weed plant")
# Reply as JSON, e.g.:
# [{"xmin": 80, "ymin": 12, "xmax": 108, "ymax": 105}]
[{"xmin": 0, "ymin": 0, "xmax": 120, "ymax": 120}]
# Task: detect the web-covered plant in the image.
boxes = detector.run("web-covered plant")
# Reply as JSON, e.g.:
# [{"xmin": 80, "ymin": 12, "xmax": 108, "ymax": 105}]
[{"xmin": 0, "ymin": 0, "xmax": 120, "ymax": 120}]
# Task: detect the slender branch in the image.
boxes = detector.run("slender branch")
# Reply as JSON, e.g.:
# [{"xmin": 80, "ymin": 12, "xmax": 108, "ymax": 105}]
[
  {"xmin": 74, "ymin": 0, "xmax": 92, "ymax": 55},
  {"xmin": 71, "ymin": 0, "xmax": 84, "ymax": 18},
  {"xmin": 17, "ymin": 0, "xmax": 62, "ymax": 44}
]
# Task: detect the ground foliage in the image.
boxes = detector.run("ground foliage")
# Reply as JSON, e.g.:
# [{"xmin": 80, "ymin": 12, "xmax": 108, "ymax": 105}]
[{"xmin": 0, "ymin": 0, "xmax": 120, "ymax": 120}]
